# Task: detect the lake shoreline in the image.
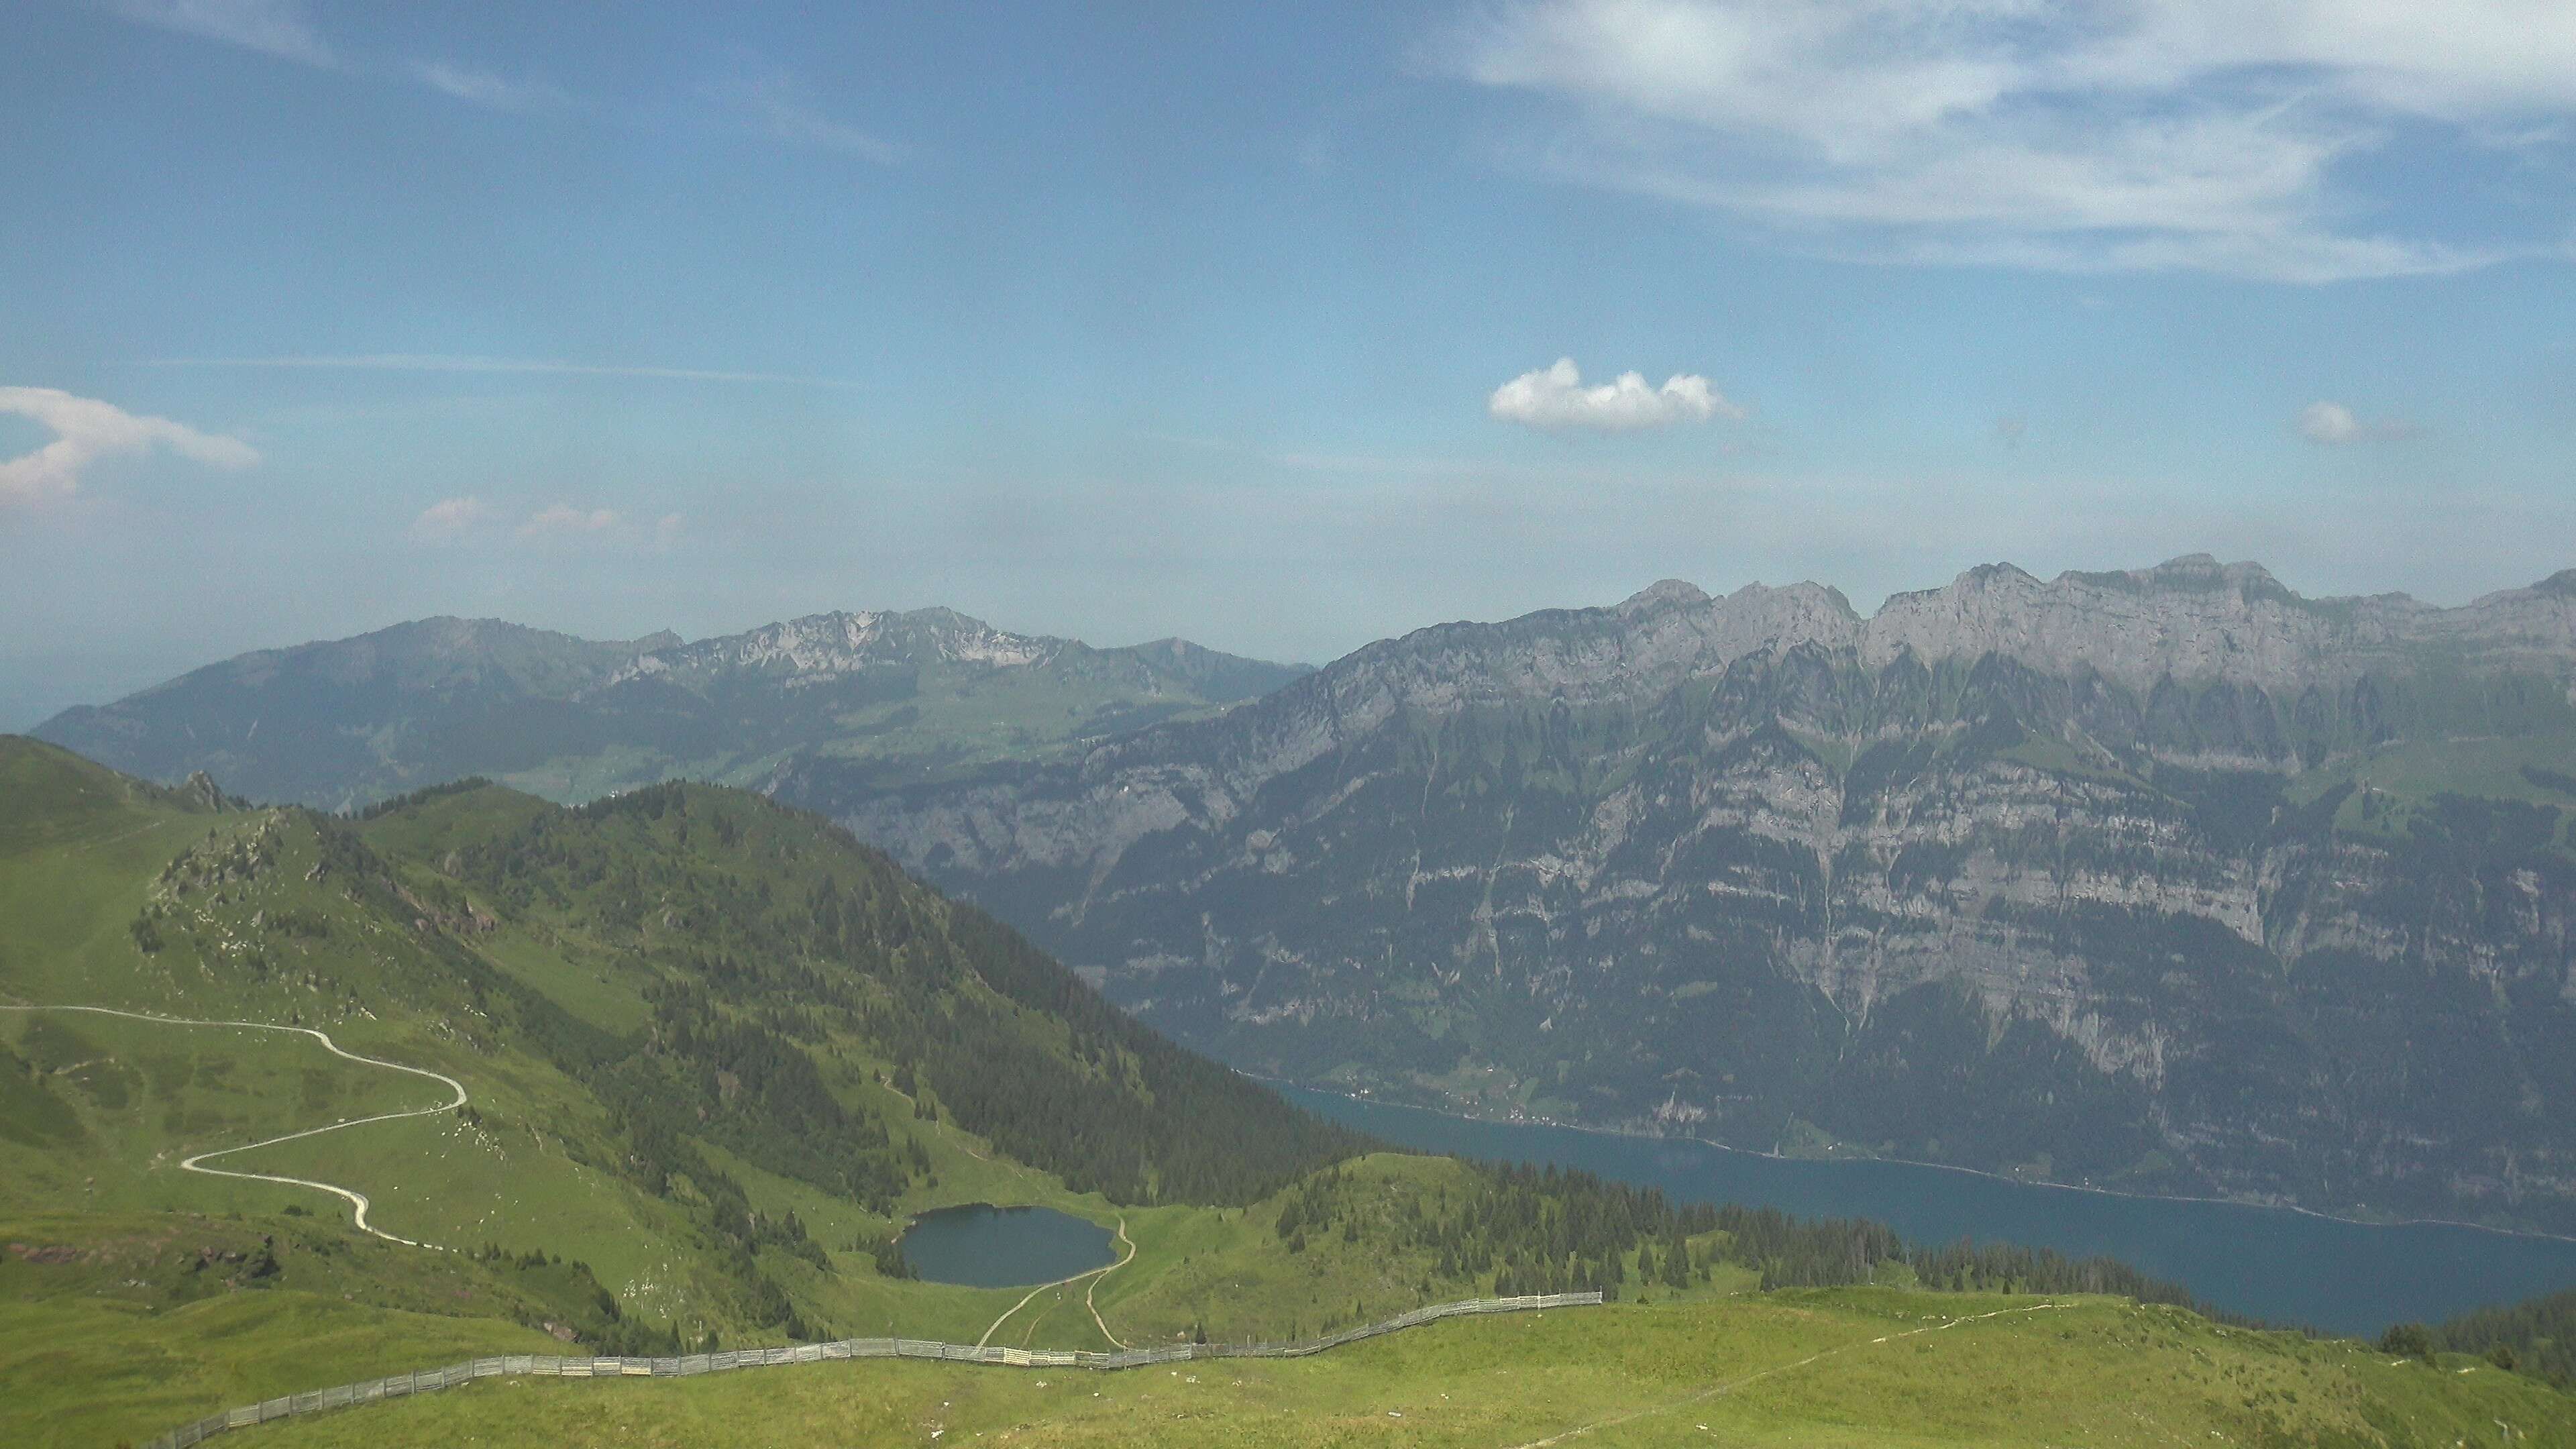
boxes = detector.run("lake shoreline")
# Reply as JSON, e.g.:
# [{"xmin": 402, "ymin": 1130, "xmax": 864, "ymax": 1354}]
[
  {"xmin": 1258, "ymin": 1075, "xmax": 2576, "ymax": 1248},
  {"xmin": 1263, "ymin": 1078, "xmax": 2576, "ymax": 1333}
]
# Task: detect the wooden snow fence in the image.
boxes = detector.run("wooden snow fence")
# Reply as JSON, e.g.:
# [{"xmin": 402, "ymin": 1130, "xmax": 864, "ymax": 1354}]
[{"xmin": 141, "ymin": 1292, "xmax": 1603, "ymax": 1447}]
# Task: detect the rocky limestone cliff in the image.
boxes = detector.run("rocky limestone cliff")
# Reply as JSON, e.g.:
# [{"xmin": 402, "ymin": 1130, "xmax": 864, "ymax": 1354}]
[{"xmin": 820, "ymin": 559, "xmax": 2576, "ymax": 1233}]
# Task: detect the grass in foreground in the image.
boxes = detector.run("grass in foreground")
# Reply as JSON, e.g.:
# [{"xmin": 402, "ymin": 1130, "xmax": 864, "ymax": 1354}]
[{"xmin": 163, "ymin": 1291, "xmax": 2576, "ymax": 1449}]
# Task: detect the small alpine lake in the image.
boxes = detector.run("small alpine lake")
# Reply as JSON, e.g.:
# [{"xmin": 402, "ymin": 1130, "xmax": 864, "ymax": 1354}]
[
  {"xmin": 1281, "ymin": 1085, "xmax": 2576, "ymax": 1335},
  {"xmin": 898, "ymin": 1203, "xmax": 1114, "ymax": 1288}
]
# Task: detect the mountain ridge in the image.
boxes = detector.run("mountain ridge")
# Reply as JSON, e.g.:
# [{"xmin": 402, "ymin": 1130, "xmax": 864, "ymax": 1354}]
[{"xmin": 33, "ymin": 607, "xmax": 1311, "ymax": 810}]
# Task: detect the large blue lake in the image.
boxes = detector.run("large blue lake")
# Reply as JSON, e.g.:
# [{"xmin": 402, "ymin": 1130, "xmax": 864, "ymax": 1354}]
[
  {"xmin": 899, "ymin": 1203, "xmax": 1114, "ymax": 1288},
  {"xmin": 1281, "ymin": 1085, "xmax": 2576, "ymax": 1335}
]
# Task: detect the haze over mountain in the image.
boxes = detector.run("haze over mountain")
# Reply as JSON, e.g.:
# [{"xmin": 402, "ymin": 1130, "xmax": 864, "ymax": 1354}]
[
  {"xmin": 32, "ymin": 609, "xmax": 1309, "ymax": 811},
  {"xmin": 820, "ymin": 555, "xmax": 2576, "ymax": 1234}
]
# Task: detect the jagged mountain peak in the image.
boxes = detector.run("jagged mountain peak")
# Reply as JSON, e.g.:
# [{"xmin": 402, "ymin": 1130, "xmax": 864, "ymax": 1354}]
[
  {"xmin": 1715, "ymin": 578, "xmax": 1862, "ymax": 621},
  {"xmin": 1238, "ymin": 556, "xmax": 2576, "ymax": 739},
  {"xmin": 1878, "ymin": 555, "xmax": 2300, "ymax": 616},
  {"xmin": 2520, "ymin": 568, "xmax": 2576, "ymax": 598},
  {"xmin": 1619, "ymin": 578, "xmax": 1711, "ymax": 613},
  {"xmin": 2086, "ymin": 554, "xmax": 2294, "ymax": 603}
]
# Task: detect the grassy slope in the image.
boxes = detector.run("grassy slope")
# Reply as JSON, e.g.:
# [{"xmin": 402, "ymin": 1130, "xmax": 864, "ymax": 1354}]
[
  {"xmin": 0, "ymin": 738, "xmax": 1430, "ymax": 1437},
  {"xmin": 2281, "ymin": 731, "xmax": 2576, "ymax": 845},
  {"xmin": 213, "ymin": 1293, "xmax": 2576, "ymax": 1449},
  {"xmin": 0, "ymin": 740, "xmax": 1130, "ymax": 1343},
  {"xmin": 489, "ymin": 657, "xmax": 1249, "ymax": 802}
]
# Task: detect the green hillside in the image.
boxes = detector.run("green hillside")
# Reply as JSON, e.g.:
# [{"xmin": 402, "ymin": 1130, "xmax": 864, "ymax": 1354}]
[{"xmin": 3, "ymin": 735, "xmax": 2567, "ymax": 1447}]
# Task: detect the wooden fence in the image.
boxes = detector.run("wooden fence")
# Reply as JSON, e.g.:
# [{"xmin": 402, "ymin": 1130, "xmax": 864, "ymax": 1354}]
[{"xmin": 141, "ymin": 1291, "xmax": 1603, "ymax": 1448}]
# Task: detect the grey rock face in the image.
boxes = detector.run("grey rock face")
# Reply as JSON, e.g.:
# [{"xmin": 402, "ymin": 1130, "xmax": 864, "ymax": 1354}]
[{"xmin": 832, "ymin": 559, "xmax": 2576, "ymax": 1232}]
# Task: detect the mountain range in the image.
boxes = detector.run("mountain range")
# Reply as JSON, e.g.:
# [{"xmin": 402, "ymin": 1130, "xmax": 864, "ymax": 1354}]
[
  {"xmin": 28, "ymin": 557, "xmax": 2576, "ymax": 1233},
  {"xmin": 32, "ymin": 609, "xmax": 1307, "ymax": 810},
  {"xmin": 819, "ymin": 556, "xmax": 2576, "ymax": 1233}
]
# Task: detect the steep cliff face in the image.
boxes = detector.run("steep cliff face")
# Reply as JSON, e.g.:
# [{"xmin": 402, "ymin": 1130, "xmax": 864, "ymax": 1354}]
[{"xmin": 818, "ymin": 559, "xmax": 2576, "ymax": 1232}]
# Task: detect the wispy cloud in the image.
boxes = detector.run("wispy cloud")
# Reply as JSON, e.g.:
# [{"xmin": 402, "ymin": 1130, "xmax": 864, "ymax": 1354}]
[
  {"xmin": 1442, "ymin": 0, "xmax": 2576, "ymax": 281},
  {"xmin": 1489, "ymin": 358, "xmax": 1743, "ymax": 431},
  {"xmin": 409, "ymin": 496, "xmax": 488, "ymax": 542},
  {"xmin": 2298, "ymin": 400, "xmax": 2414, "ymax": 445},
  {"xmin": 411, "ymin": 497, "xmax": 683, "ymax": 549},
  {"xmin": 141, "ymin": 354, "xmax": 861, "ymax": 388},
  {"xmin": 0, "ymin": 386, "xmax": 258, "ymax": 509},
  {"xmin": 517, "ymin": 504, "xmax": 621, "ymax": 540},
  {"xmin": 109, "ymin": 0, "xmax": 333, "ymax": 67},
  {"xmin": 411, "ymin": 61, "xmax": 570, "ymax": 113},
  {"xmin": 708, "ymin": 71, "xmax": 906, "ymax": 164}
]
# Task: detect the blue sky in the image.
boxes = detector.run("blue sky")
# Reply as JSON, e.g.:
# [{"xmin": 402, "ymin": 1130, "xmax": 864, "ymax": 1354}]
[{"xmin": 3, "ymin": 1, "xmax": 2573, "ymax": 727}]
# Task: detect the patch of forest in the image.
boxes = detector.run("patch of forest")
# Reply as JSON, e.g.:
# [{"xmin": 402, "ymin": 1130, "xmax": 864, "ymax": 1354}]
[
  {"xmin": 2424, "ymin": 1285, "xmax": 2576, "ymax": 1387},
  {"xmin": 1277, "ymin": 1159, "xmax": 2265, "ymax": 1326}
]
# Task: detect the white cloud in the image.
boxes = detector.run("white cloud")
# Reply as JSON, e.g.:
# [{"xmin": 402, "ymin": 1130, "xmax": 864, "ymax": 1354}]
[
  {"xmin": 1444, "ymin": 0, "xmax": 2576, "ymax": 280},
  {"xmin": 109, "ymin": 0, "xmax": 333, "ymax": 67},
  {"xmin": 1489, "ymin": 358, "xmax": 1743, "ymax": 431},
  {"xmin": 411, "ymin": 61, "xmax": 570, "ymax": 113},
  {"xmin": 2298, "ymin": 400, "xmax": 2412, "ymax": 445},
  {"xmin": 518, "ymin": 504, "xmax": 620, "ymax": 539},
  {"xmin": 653, "ymin": 513, "xmax": 685, "ymax": 551},
  {"xmin": 0, "ymin": 386, "xmax": 258, "ymax": 509},
  {"xmin": 710, "ymin": 72, "xmax": 905, "ymax": 164},
  {"xmin": 411, "ymin": 496, "xmax": 489, "ymax": 541}
]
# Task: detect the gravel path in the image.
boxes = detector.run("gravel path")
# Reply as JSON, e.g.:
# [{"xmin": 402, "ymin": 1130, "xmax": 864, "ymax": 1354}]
[{"xmin": 0, "ymin": 1002, "xmax": 467, "ymax": 1248}]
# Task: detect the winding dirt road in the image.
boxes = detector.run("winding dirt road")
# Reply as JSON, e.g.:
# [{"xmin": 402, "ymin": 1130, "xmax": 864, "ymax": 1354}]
[{"xmin": 0, "ymin": 1003, "xmax": 466, "ymax": 1248}]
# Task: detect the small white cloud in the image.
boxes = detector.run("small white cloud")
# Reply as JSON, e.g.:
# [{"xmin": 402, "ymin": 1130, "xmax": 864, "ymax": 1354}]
[
  {"xmin": 653, "ymin": 513, "xmax": 684, "ymax": 551},
  {"xmin": 518, "ymin": 504, "xmax": 620, "ymax": 539},
  {"xmin": 109, "ymin": 0, "xmax": 333, "ymax": 67},
  {"xmin": 411, "ymin": 496, "xmax": 489, "ymax": 541},
  {"xmin": 1488, "ymin": 358, "xmax": 1743, "ymax": 432},
  {"xmin": 2299, "ymin": 400, "xmax": 2414, "ymax": 445},
  {"xmin": 2299, "ymin": 401, "xmax": 2361, "ymax": 444},
  {"xmin": 0, "ymin": 386, "xmax": 258, "ymax": 509},
  {"xmin": 412, "ymin": 61, "xmax": 570, "ymax": 113}
]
